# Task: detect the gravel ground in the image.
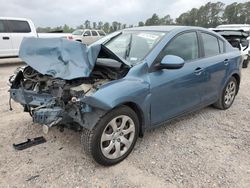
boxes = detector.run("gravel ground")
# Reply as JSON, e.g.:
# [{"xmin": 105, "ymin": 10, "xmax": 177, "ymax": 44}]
[{"xmin": 0, "ymin": 64, "xmax": 249, "ymax": 188}]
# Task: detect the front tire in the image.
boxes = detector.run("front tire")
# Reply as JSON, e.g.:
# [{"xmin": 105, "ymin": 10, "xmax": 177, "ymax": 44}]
[
  {"xmin": 213, "ymin": 77, "xmax": 238, "ymax": 110},
  {"xmin": 81, "ymin": 106, "xmax": 139, "ymax": 166}
]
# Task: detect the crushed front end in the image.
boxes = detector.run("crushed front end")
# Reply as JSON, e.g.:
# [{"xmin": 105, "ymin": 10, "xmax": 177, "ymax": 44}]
[
  {"xmin": 8, "ymin": 66, "xmax": 109, "ymax": 130},
  {"xmin": 8, "ymin": 37, "xmax": 130, "ymax": 131}
]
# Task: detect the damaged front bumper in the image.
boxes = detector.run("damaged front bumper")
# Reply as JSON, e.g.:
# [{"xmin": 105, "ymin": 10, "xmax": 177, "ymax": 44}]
[
  {"xmin": 10, "ymin": 88, "xmax": 53, "ymax": 107},
  {"xmin": 10, "ymin": 88, "xmax": 67, "ymax": 125},
  {"xmin": 9, "ymin": 87, "xmax": 105, "ymax": 130}
]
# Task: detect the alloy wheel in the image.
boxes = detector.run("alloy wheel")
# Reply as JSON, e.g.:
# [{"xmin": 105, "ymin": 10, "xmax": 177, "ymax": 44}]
[
  {"xmin": 100, "ymin": 115, "xmax": 135, "ymax": 159},
  {"xmin": 224, "ymin": 81, "xmax": 236, "ymax": 106}
]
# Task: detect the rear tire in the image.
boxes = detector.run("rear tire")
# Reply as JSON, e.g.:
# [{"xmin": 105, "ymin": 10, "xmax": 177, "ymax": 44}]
[
  {"xmin": 242, "ymin": 59, "xmax": 249, "ymax": 68},
  {"xmin": 213, "ymin": 77, "xmax": 238, "ymax": 110},
  {"xmin": 81, "ymin": 105, "xmax": 139, "ymax": 166}
]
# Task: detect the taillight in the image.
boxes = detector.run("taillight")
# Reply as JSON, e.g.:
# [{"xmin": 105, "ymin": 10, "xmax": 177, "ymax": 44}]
[{"xmin": 67, "ymin": 36, "xmax": 73, "ymax": 40}]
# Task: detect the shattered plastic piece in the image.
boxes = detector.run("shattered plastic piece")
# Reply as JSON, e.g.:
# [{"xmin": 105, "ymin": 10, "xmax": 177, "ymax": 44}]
[
  {"xmin": 26, "ymin": 175, "xmax": 40, "ymax": 181},
  {"xmin": 13, "ymin": 136, "xmax": 46, "ymax": 150}
]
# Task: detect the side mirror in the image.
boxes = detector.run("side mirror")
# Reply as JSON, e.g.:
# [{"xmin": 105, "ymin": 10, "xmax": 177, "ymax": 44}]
[
  {"xmin": 156, "ymin": 55, "xmax": 185, "ymax": 70},
  {"xmin": 83, "ymin": 33, "xmax": 89, "ymax": 37}
]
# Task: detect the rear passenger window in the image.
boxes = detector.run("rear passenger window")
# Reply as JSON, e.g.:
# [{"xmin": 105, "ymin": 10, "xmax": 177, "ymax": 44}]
[
  {"xmin": 157, "ymin": 32, "xmax": 199, "ymax": 62},
  {"xmin": 201, "ymin": 33, "xmax": 220, "ymax": 57},
  {"xmin": 218, "ymin": 39, "xmax": 224, "ymax": 53},
  {"xmin": 0, "ymin": 20, "xmax": 7, "ymax": 33},
  {"xmin": 91, "ymin": 31, "xmax": 98, "ymax": 36},
  {"xmin": 7, "ymin": 20, "xmax": 31, "ymax": 33},
  {"xmin": 98, "ymin": 30, "xmax": 105, "ymax": 36}
]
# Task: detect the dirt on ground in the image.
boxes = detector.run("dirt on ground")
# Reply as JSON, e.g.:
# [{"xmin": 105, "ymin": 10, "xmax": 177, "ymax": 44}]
[{"xmin": 0, "ymin": 64, "xmax": 249, "ymax": 188}]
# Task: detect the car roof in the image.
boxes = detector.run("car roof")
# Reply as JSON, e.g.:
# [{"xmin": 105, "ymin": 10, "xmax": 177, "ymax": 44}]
[
  {"xmin": 0, "ymin": 16, "xmax": 32, "ymax": 22},
  {"xmin": 74, "ymin": 29, "xmax": 104, "ymax": 32},
  {"xmin": 215, "ymin": 25, "xmax": 250, "ymax": 32},
  {"xmin": 217, "ymin": 24, "xmax": 250, "ymax": 28},
  {"xmin": 124, "ymin": 25, "xmax": 209, "ymax": 33}
]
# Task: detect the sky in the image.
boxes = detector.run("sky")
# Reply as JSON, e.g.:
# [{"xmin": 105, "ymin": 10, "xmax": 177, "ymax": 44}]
[{"xmin": 0, "ymin": 0, "xmax": 248, "ymax": 27}]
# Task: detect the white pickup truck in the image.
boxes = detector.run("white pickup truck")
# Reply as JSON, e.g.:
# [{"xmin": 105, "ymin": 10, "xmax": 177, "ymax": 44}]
[{"xmin": 0, "ymin": 17, "xmax": 72, "ymax": 58}]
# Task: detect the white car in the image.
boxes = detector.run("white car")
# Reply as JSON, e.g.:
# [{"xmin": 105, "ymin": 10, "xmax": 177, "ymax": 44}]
[
  {"xmin": 0, "ymin": 17, "xmax": 72, "ymax": 58},
  {"xmin": 212, "ymin": 24, "xmax": 250, "ymax": 68},
  {"xmin": 71, "ymin": 29, "xmax": 106, "ymax": 45},
  {"xmin": 0, "ymin": 17, "xmax": 37, "ymax": 57}
]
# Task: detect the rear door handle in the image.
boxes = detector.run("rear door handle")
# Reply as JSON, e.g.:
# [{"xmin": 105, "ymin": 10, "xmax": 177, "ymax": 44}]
[
  {"xmin": 194, "ymin": 67, "xmax": 204, "ymax": 75},
  {"xmin": 2, "ymin": 36, "xmax": 10, "ymax": 40},
  {"xmin": 224, "ymin": 59, "xmax": 229, "ymax": 66}
]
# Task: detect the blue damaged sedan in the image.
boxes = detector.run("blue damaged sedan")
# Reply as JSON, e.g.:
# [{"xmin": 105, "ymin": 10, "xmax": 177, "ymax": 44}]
[{"xmin": 9, "ymin": 26, "xmax": 241, "ymax": 165}]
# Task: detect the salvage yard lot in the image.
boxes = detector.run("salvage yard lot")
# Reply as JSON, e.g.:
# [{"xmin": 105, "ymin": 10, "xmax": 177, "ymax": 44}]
[{"xmin": 0, "ymin": 64, "xmax": 250, "ymax": 187}]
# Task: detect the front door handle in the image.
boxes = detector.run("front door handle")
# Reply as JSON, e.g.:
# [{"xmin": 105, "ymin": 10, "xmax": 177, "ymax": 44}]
[
  {"xmin": 2, "ymin": 36, "xmax": 10, "ymax": 40},
  {"xmin": 194, "ymin": 67, "xmax": 204, "ymax": 75},
  {"xmin": 224, "ymin": 59, "xmax": 229, "ymax": 66}
]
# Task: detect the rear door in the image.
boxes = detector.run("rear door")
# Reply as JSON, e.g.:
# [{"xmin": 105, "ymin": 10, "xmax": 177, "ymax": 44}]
[
  {"xmin": 198, "ymin": 31, "xmax": 228, "ymax": 104},
  {"xmin": 0, "ymin": 19, "xmax": 13, "ymax": 57},
  {"xmin": 6, "ymin": 20, "xmax": 35, "ymax": 56}
]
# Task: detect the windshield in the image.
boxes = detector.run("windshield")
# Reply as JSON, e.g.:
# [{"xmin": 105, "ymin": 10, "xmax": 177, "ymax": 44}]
[
  {"xmin": 91, "ymin": 31, "xmax": 166, "ymax": 65},
  {"xmin": 104, "ymin": 31, "xmax": 165, "ymax": 64},
  {"xmin": 72, "ymin": 30, "xmax": 83, "ymax": 35}
]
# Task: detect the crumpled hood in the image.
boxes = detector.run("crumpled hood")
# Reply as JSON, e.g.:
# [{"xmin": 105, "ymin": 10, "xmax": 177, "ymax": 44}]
[{"xmin": 19, "ymin": 37, "xmax": 101, "ymax": 80}]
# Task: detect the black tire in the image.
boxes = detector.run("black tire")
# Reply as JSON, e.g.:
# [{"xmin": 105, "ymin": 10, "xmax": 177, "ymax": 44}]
[
  {"xmin": 81, "ymin": 105, "xmax": 139, "ymax": 166},
  {"xmin": 242, "ymin": 59, "xmax": 249, "ymax": 68},
  {"xmin": 213, "ymin": 77, "xmax": 238, "ymax": 110}
]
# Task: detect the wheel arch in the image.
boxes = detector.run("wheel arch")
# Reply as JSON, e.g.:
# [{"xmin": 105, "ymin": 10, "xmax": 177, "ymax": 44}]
[
  {"xmin": 231, "ymin": 73, "xmax": 240, "ymax": 94},
  {"xmin": 121, "ymin": 102, "xmax": 145, "ymax": 138}
]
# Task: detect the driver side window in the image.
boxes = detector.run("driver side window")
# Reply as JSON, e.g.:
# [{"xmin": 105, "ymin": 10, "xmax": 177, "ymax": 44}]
[{"xmin": 156, "ymin": 32, "xmax": 199, "ymax": 62}]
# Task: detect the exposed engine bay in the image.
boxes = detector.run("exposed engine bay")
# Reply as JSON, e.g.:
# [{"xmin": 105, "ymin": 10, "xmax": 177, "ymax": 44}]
[{"xmin": 9, "ymin": 42, "xmax": 130, "ymax": 130}]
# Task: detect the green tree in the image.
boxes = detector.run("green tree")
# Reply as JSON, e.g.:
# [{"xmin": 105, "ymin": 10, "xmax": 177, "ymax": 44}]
[
  {"xmin": 138, "ymin": 21, "xmax": 144, "ymax": 26},
  {"xmin": 122, "ymin": 24, "xmax": 127, "ymax": 29},
  {"xmin": 188, "ymin": 8, "xmax": 199, "ymax": 26},
  {"xmin": 62, "ymin": 24, "xmax": 74, "ymax": 33},
  {"xmin": 243, "ymin": 1, "xmax": 250, "ymax": 23},
  {"xmin": 159, "ymin": 15, "xmax": 173, "ymax": 25},
  {"xmin": 176, "ymin": 2, "xmax": 224, "ymax": 27},
  {"xmin": 118, "ymin": 22, "xmax": 122, "ymax": 30},
  {"xmin": 93, "ymin": 22, "xmax": 97, "ymax": 29},
  {"xmin": 77, "ymin": 25, "xmax": 84, "ymax": 29},
  {"xmin": 84, "ymin": 20, "xmax": 91, "ymax": 29},
  {"xmin": 176, "ymin": 12, "xmax": 190, "ymax": 25},
  {"xmin": 223, "ymin": 2, "xmax": 248, "ymax": 24},
  {"xmin": 208, "ymin": 2, "xmax": 224, "ymax": 27},
  {"xmin": 145, "ymin": 14, "xmax": 160, "ymax": 26},
  {"xmin": 103, "ymin": 22, "xmax": 110, "ymax": 33},
  {"xmin": 37, "ymin": 27, "xmax": 52, "ymax": 33},
  {"xmin": 112, "ymin": 21, "xmax": 119, "ymax": 31},
  {"xmin": 98, "ymin": 21, "xmax": 103, "ymax": 29}
]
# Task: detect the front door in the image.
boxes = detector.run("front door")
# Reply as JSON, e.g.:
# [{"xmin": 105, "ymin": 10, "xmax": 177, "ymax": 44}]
[
  {"xmin": 0, "ymin": 20, "xmax": 13, "ymax": 57},
  {"xmin": 6, "ymin": 20, "xmax": 36, "ymax": 56},
  {"xmin": 149, "ymin": 31, "xmax": 206, "ymax": 125}
]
